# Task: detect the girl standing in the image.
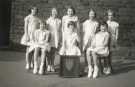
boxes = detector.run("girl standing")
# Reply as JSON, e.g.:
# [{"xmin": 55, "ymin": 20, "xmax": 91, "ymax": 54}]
[
  {"xmin": 83, "ymin": 9, "xmax": 99, "ymax": 75},
  {"xmin": 46, "ymin": 8, "xmax": 61, "ymax": 72},
  {"xmin": 83, "ymin": 9, "xmax": 99, "ymax": 52},
  {"xmin": 62, "ymin": 6, "xmax": 80, "ymax": 47},
  {"xmin": 104, "ymin": 9, "xmax": 119, "ymax": 75},
  {"xmin": 59, "ymin": 21, "xmax": 81, "ymax": 56},
  {"xmin": 21, "ymin": 7, "xmax": 41, "ymax": 70}
]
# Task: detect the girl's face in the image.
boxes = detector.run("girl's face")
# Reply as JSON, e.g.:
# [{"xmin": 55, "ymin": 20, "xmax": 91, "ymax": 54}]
[
  {"xmin": 89, "ymin": 10, "xmax": 95, "ymax": 20},
  {"xmin": 40, "ymin": 23, "xmax": 45, "ymax": 30},
  {"xmin": 108, "ymin": 12, "xmax": 114, "ymax": 21},
  {"xmin": 51, "ymin": 8, "xmax": 57, "ymax": 17},
  {"xmin": 100, "ymin": 25, "xmax": 107, "ymax": 32},
  {"xmin": 31, "ymin": 8, "xmax": 38, "ymax": 16},
  {"xmin": 68, "ymin": 24, "xmax": 74, "ymax": 32},
  {"xmin": 67, "ymin": 8, "xmax": 74, "ymax": 16}
]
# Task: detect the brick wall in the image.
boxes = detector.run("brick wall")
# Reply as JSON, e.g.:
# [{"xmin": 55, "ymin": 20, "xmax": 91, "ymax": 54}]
[{"xmin": 10, "ymin": 0, "xmax": 135, "ymax": 50}]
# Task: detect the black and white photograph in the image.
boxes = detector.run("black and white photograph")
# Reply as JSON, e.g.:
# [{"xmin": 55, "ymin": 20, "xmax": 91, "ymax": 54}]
[{"xmin": 0, "ymin": 0, "xmax": 135, "ymax": 87}]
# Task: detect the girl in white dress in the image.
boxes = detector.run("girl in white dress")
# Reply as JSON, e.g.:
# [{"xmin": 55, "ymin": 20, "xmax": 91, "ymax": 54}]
[
  {"xmin": 33, "ymin": 22, "xmax": 51, "ymax": 74},
  {"xmin": 59, "ymin": 21, "xmax": 81, "ymax": 56},
  {"xmin": 46, "ymin": 8, "xmax": 61, "ymax": 72},
  {"xmin": 62, "ymin": 6, "xmax": 80, "ymax": 47},
  {"xmin": 83, "ymin": 9, "xmax": 99, "ymax": 51},
  {"xmin": 103, "ymin": 10, "xmax": 119, "ymax": 75},
  {"xmin": 86, "ymin": 22, "xmax": 110, "ymax": 78},
  {"xmin": 20, "ymin": 7, "xmax": 41, "ymax": 70},
  {"xmin": 107, "ymin": 10, "xmax": 119, "ymax": 48}
]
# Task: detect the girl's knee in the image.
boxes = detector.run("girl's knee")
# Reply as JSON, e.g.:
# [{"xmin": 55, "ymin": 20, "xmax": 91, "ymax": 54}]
[
  {"xmin": 41, "ymin": 49, "xmax": 47, "ymax": 54},
  {"xmin": 34, "ymin": 47, "xmax": 40, "ymax": 53},
  {"xmin": 92, "ymin": 51, "xmax": 96, "ymax": 56},
  {"xmin": 86, "ymin": 50, "xmax": 91, "ymax": 56}
]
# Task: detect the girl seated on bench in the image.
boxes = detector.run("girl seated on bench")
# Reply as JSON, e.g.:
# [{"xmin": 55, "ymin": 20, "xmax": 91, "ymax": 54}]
[
  {"xmin": 59, "ymin": 21, "xmax": 81, "ymax": 56},
  {"xmin": 86, "ymin": 21, "xmax": 110, "ymax": 78},
  {"xmin": 33, "ymin": 22, "xmax": 51, "ymax": 75}
]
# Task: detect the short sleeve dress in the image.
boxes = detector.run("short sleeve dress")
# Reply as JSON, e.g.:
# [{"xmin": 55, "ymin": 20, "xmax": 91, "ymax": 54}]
[
  {"xmin": 46, "ymin": 17, "xmax": 61, "ymax": 48},
  {"xmin": 83, "ymin": 19, "xmax": 99, "ymax": 50},
  {"xmin": 28, "ymin": 29, "xmax": 51, "ymax": 53},
  {"xmin": 62, "ymin": 15, "xmax": 79, "ymax": 45},
  {"xmin": 107, "ymin": 20, "xmax": 119, "ymax": 48},
  {"xmin": 87, "ymin": 31, "xmax": 110, "ymax": 57},
  {"xmin": 59, "ymin": 32, "xmax": 81, "ymax": 56},
  {"xmin": 21, "ymin": 15, "xmax": 41, "ymax": 46}
]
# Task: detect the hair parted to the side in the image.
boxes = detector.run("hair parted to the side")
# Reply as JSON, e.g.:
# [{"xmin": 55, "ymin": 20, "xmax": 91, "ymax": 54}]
[
  {"xmin": 67, "ymin": 5, "xmax": 76, "ymax": 14},
  {"xmin": 28, "ymin": 6, "xmax": 39, "ymax": 14},
  {"xmin": 89, "ymin": 8, "xmax": 97, "ymax": 18}
]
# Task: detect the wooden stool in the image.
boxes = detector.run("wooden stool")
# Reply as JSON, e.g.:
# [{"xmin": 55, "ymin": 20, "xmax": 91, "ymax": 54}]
[{"xmin": 59, "ymin": 55, "xmax": 81, "ymax": 78}]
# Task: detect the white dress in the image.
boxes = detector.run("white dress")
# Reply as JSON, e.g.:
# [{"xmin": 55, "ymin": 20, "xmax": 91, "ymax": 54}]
[
  {"xmin": 46, "ymin": 17, "xmax": 61, "ymax": 48},
  {"xmin": 83, "ymin": 19, "xmax": 99, "ymax": 50},
  {"xmin": 21, "ymin": 15, "xmax": 41, "ymax": 46},
  {"xmin": 59, "ymin": 32, "xmax": 81, "ymax": 56},
  {"xmin": 62, "ymin": 15, "xmax": 79, "ymax": 45},
  {"xmin": 107, "ymin": 20, "xmax": 119, "ymax": 47},
  {"xmin": 28, "ymin": 29, "xmax": 51, "ymax": 53},
  {"xmin": 87, "ymin": 31, "xmax": 110, "ymax": 57}
]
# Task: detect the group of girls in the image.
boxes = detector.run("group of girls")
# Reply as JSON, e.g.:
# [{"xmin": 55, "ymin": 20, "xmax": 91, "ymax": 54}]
[{"xmin": 21, "ymin": 6, "xmax": 119, "ymax": 79}]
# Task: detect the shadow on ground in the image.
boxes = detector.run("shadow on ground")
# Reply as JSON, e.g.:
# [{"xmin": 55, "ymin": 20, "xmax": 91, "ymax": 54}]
[{"xmin": 0, "ymin": 51, "xmax": 25, "ymax": 62}]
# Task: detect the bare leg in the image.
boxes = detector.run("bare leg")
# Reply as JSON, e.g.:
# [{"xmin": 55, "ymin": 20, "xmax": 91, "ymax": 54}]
[
  {"xmin": 86, "ymin": 50, "xmax": 93, "ymax": 78},
  {"xmin": 30, "ymin": 53, "xmax": 34, "ymax": 68},
  {"xmin": 33, "ymin": 47, "xmax": 40, "ymax": 74},
  {"xmin": 103, "ymin": 51, "xmax": 112, "ymax": 75},
  {"xmin": 103, "ymin": 57, "xmax": 108, "ymax": 74},
  {"xmin": 108, "ymin": 52, "xmax": 113, "ymax": 73},
  {"xmin": 47, "ymin": 48, "xmax": 52, "ymax": 72},
  {"xmin": 25, "ymin": 47, "xmax": 32, "ymax": 70},
  {"xmin": 92, "ymin": 52, "xmax": 99, "ymax": 78},
  {"xmin": 39, "ymin": 49, "xmax": 46, "ymax": 75},
  {"xmin": 50, "ymin": 47, "xmax": 55, "ymax": 72},
  {"xmin": 105, "ymin": 53, "xmax": 112, "ymax": 75},
  {"xmin": 86, "ymin": 50, "xmax": 92, "ymax": 67}
]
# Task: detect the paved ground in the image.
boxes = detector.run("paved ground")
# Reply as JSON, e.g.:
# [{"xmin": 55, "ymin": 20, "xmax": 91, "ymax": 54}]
[{"xmin": 0, "ymin": 49, "xmax": 135, "ymax": 87}]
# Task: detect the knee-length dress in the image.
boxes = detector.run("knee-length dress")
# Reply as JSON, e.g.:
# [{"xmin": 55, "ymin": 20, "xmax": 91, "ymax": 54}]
[
  {"xmin": 83, "ymin": 19, "xmax": 99, "ymax": 51},
  {"xmin": 87, "ymin": 31, "xmax": 110, "ymax": 57},
  {"xmin": 21, "ymin": 15, "xmax": 41, "ymax": 46},
  {"xmin": 59, "ymin": 32, "xmax": 81, "ymax": 56},
  {"xmin": 46, "ymin": 17, "xmax": 61, "ymax": 48},
  {"xmin": 28, "ymin": 29, "xmax": 51, "ymax": 53},
  {"xmin": 107, "ymin": 20, "xmax": 119, "ymax": 49}
]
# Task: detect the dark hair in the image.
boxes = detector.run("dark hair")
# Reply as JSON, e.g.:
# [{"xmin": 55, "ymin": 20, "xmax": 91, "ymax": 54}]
[
  {"xmin": 107, "ymin": 9, "xmax": 115, "ymax": 17},
  {"xmin": 51, "ymin": 7, "xmax": 58, "ymax": 14},
  {"xmin": 100, "ymin": 21, "xmax": 108, "ymax": 27},
  {"xmin": 29, "ymin": 7, "xmax": 38, "ymax": 13},
  {"xmin": 67, "ymin": 21, "xmax": 76, "ymax": 28},
  {"xmin": 67, "ymin": 6, "xmax": 76, "ymax": 14},
  {"xmin": 89, "ymin": 9, "xmax": 96, "ymax": 18}
]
